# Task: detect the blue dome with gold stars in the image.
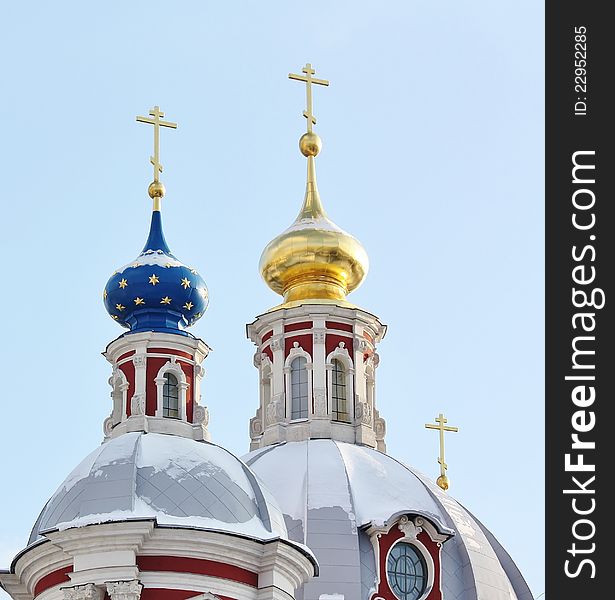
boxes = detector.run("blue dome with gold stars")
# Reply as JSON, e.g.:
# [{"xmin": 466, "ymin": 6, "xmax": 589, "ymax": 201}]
[{"xmin": 103, "ymin": 209, "xmax": 208, "ymax": 335}]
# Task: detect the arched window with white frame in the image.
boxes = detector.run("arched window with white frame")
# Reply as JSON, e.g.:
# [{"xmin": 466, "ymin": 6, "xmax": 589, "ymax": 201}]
[
  {"xmin": 155, "ymin": 359, "xmax": 189, "ymax": 420},
  {"xmin": 326, "ymin": 342, "xmax": 355, "ymax": 424},
  {"xmin": 163, "ymin": 372, "xmax": 180, "ymax": 418},
  {"xmin": 331, "ymin": 358, "xmax": 350, "ymax": 422},
  {"xmin": 290, "ymin": 356, "xmax": 309, "ymax": 420}
]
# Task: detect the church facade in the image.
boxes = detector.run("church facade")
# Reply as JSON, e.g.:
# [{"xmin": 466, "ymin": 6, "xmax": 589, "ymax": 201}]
[{"xmin": 0, "ymin": 67, "xmax": 532, "ymax": 600}]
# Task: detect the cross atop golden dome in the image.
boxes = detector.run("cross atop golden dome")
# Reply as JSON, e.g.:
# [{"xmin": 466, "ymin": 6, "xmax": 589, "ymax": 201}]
[{"xmin": 259, "ymin": 64, "xmax": 369, "ymax": 309}]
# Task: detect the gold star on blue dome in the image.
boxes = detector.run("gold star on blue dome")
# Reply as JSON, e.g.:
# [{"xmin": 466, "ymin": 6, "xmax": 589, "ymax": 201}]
[
  {"xmin": 184, "ymin": 301, "xmax": 193, "ymax": 310},
  {"xmin": 161, "ymin": 296, "xmax": 172, "ymax": 305},
  {"xmin": 181, "ymin": 277, "xmax": 191, "ymax": 289},
  {"xmin": 119, "ymin": 279, "xmax": 128, "ymax": 289},
  {"xmin": 134, "ymin": 297, "xmax": 145, "ymax": 305},
  {"xmin": 149, "ymin": 274, "xmax": 160, "ymax": 285}
]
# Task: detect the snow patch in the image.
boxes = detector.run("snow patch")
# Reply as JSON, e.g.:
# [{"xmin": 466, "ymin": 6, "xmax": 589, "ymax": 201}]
[{"xmin": 117, "ymin": 252, "xmax": 184, "ymax": 272}]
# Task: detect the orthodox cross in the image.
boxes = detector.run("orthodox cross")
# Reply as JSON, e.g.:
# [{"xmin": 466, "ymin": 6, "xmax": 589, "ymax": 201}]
[
  {"xmin": 288, "ymin": 63, "xmax": 329, "ymax": 133},
  {"xmin": 136, "ymin": 106, "xmax": 177, "ymax": 183},
  {"xmin": 425, "ymin": 413, "xmax": 459, "ymax": 480}
]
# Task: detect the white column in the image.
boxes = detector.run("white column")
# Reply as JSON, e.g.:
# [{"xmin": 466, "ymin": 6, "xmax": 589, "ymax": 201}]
[{"xmin": 312, "ymin": 317, "xmax": 327, "ymax": 418}]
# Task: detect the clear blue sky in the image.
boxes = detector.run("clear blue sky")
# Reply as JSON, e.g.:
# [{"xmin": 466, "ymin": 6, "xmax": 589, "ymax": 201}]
[{"xmin": 0, "ymin": 1, "xmax": 544, "ymax": 597}]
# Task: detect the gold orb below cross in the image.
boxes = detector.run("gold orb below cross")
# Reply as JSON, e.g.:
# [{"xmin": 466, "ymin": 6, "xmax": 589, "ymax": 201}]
[
  {"xmin": 436, "ymin": 475, "xmax": 450, "ymax": 491},
  {"xmin": 299, "ymin": 132, "xmax": 322, "ymax": 157},
  {"xmin": 148, "ymin": 181, "xmax": 166, "ymax": 199}
]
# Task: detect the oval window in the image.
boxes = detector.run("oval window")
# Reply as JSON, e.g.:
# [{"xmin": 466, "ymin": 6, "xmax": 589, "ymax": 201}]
[{"xmin": 386, "ymin": 542, "xmax": 428, "ymax": 600}]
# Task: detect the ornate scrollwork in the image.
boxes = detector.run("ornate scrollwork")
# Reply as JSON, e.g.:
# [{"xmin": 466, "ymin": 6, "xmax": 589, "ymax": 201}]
[
  {"xmin": 132, "ymin": 354, "xmax": 146, "ymax": 368},
  {"xmin": 62, "ymin": 584, "xmax": 103, "ymax": 600},
  {"xmin": 266, "ymin": 394, "xmax": 284, "ymax": 425},
  {"xmin": 398, "ymin": 515, "xmax": 423, "ymax": 540},
  {"xmin": 105, "ymin": 581, "xmax": 142, "ymax": 600},
  {"xmin": 193, "ymin": 404, "xmax": 209, "ymax": 426},
  {"xmin": 356, "ymin": 401, "xmax": 372, "ymax": 425},
  {"xmin": 250, "ymin": 412, "xmax": 263, "ymax": 436},
  {"xmin": 130, "ymin": 393, "xmax": 145, "ymax": 416},
  {"xmin": 103, "ymin": 415, "xmax": 114, "ymax": 437}
]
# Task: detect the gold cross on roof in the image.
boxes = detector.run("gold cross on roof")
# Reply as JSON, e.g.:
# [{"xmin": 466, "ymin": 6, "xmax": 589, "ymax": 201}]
[
  {"xmin": 289, "ymin": 63, "xmax": 329, "ymax": 133},
  {"xmin": 136, "ymin": 106, "xmax": 177, "ymax": 183},
  {"xmin": 425, "ymin": 413, "xmax": 459, "ymax": 490}
]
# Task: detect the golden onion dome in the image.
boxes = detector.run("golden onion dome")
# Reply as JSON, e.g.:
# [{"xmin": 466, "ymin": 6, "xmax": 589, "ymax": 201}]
[{"xmin": 259, "ymin": 131, "xmax": 369, "ymax": 308}]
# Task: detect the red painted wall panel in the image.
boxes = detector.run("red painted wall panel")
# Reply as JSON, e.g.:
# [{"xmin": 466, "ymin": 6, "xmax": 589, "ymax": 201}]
[
  {"xmin": 149, "ymin": 348, "xmax": 193, "ymax": 360},
  {"xmin": 325, "ymin": 321, "xmax": 353, "ymax": 332},
  {"xmin": 285, "ymin": 334, "xmax": 313, "ymax": 359},
  {"xmin": 284, "ymin": 321, "xmax": 312, "ymax": 333},
  {"xmin": 146, "ymin": 357, "xmax": 167, "ymax": 416},
  {"xmin": 325, "ymin": 334, "xmax": 353, "ymax": 363},
  {"xmin": 137, "ymin": 556, "xmax": 258, "ymax": 587},
  {"xmin": 34, "ymin": 565, "xmax": 73, "ymax": 596}
]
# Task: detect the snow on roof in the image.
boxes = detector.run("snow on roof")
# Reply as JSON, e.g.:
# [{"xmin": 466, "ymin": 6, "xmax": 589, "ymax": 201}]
[
  {"xmin": 29, "ymin": 432, "xmax": 288, "ymax": 544},
  {"xmin": 244, "ymin": 439, "xmax": 451, "ymax": 531}
]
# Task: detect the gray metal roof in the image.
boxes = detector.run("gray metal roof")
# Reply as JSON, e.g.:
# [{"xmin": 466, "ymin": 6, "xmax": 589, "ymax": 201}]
[
  {"xmin": 244, "ymin": 439, "xmax": 533, "ymax": 600},
  {"xmin": 29, "ymin": 432, "xmax": 288, "ymax": 545}
]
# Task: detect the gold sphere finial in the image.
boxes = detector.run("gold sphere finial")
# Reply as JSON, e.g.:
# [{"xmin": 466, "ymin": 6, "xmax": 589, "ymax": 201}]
[
  {"xmin": 436, "ymin": 475, "xmax": 450, "ymax": 491},
  {"xmin": 148, "ymin": 180, "xmax": 166, "ymax": 199},
  {"xmin": 299, "ymin": 132, "xmax": 322, "ymax": 157}
]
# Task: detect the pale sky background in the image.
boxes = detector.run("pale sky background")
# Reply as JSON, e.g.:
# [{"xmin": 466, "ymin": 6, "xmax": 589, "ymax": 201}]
[{"xmin": 0, "ymin": 1, "xmax": 544, "ymax": 598}]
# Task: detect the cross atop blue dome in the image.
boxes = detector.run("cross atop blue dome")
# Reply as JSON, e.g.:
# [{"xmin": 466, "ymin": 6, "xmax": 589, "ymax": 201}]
[{"xmin": 102, "ymin": 106, "xmax": 209, "ymax": 335}]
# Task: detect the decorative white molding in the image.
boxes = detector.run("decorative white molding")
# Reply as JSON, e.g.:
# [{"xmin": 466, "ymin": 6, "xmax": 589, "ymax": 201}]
[
  {"xmin": 313, "ymin": 388, "xmax": 327, "ymax": 416},
  {"xmin": 398, "ymin": 514, "xmax": 422, "ymax": 540},
  {"xmin": 374, "ymin": 416, "xmax": 386, "ymax": 439},
  {"xmin": 194, "ymin": 364, "xmax": 205, "ymax": 379},
  {"xmin": 356, "ymin": 401, "xmax": 372, "ymax": 425},
  {"xmin": 130, "ymin": 393, "xmax": 145, "ymax": 416},
  {"xmin": 270, "ymin": 336, "xmax": 283, "ymax": 351},
  {"xmin": 313, "ymin": 329, "xmax": 326, "ymax": 344},
  {"xmin": 110, "ymin": 369, "xmax": 130, "ymax": 424},
  {"xmin": 103, "ymin": 415, "xmax": 114, "ymax": 437},
  {"xmin": 250, "ymin": 411, "xmax": 263, "ymax": 437},
  {"xmin": 266, "ymin": 393, "xmax": 285, "ymax": 425},
  {"xmin": 355, "ymin": 337, "xmax": 369, "ymax": 353},
  {"xmin": 132, "ymin": 355, "xmax": 146, "ymax": 368},
  {"xmin": 105, "ymin": 580, "xmax": 142, "ymax": 600},
  {"xmin": 193, "ymin": 404, "xmax": 209, "ymax": 426},
  {"xmin": 62, "ymin": 583, "xmax": 103, "ymax": 600}
]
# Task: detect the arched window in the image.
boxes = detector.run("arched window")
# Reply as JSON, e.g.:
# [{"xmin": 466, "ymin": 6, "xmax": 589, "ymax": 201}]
[
  {"xmin": 386, "ymin": 542, "xmax": 428, "ymax": 600},
  {"xmin": 163, "ymin": 373, "xmax": 179, "ymax": 418},
  {"xmin": 331, "ymin": 359, "xmax": 349, "ymax": 422},
  {"xmin": 290, "ymin": 357, "xmax": 308, "ymax": 420}
]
